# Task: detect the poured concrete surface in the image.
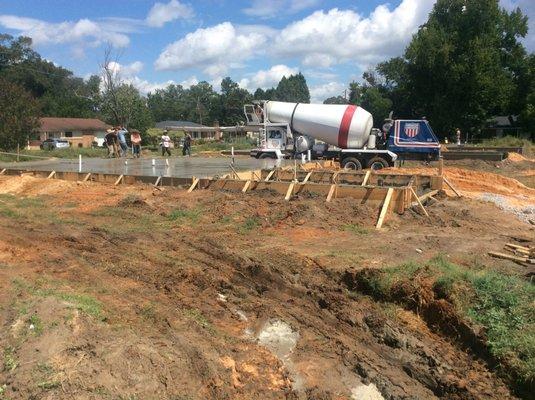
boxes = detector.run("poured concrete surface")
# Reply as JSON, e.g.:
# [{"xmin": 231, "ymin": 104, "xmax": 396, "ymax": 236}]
[{"xmin": 0, "ymin": 156, "xmax": 284, "ymax": 178}]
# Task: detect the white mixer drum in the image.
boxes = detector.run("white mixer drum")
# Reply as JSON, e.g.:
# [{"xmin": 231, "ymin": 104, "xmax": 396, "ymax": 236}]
[{"xmin": 265, "ymin": 101, "xmax": 373, "ymax": 149}]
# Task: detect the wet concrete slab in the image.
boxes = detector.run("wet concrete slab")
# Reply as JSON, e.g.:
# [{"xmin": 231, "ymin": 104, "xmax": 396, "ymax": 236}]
[{"xmin": 0, "ymin": 156, "xmax": 284, "ymax": 178}]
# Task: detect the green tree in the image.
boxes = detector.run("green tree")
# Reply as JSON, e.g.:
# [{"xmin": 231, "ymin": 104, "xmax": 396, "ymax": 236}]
[
  {"xmin": 275, "ymin": 73, "xmax": 310, "ymax": 103},
  {"xmin": 0, "ymin": 78, "xmax": 40, "ymax": 150},
  {"xmin": 348, "ymin": 81, "xmax": 362, "ymax": 104},
  {"xmin": 184, "ymin": 81, "xmax": 219, "ymax": 125},
  {"xmin": 360, "ymin": 87, "xmax": 393, "ymax": 126},
  {"xmin": 518, "ymin": 54, "xmax": 535, "ymax": 138},
  {"xmin": 323, "ymin": 95, "xmax": 348, "ymax": 104},
  {"xmin": 218, "ymin": 77, "xmax": 252, "ymax": 125},
  {"xmin": 1, "ymin": 34, "xmax": 99, "ymax": 118},
  {"xmin": 376, "ymin": 0, "xmax": 529, "ymax": 137},
  {"xmin": 101, "ymin": 84, "xmax": 153, "ymax": 134},
  {"xmin": 253, "ymin": 88, "xmax": 266, "ymax": 100},
  {"xmin": 147, "ymin": 84, "xmax": 188, "ymax": 122}
]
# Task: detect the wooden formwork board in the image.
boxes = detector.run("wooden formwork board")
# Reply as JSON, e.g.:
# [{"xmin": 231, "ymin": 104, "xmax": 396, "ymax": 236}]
[
  {"xmin": 258, "ymin": 168, "xmax": 438, "ymax": 190},
  {"xmin": 207, "ymin": 178, "xmax": 410, "ymax": 212}
]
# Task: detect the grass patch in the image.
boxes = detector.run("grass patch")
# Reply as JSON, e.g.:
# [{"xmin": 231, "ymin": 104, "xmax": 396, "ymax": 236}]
[
  {"xmin": 11, "ymin": 278, "xmax": 104, "ymax": 321},
  {"xmin": 341, "ymin": 223, "xmax": 369, "ymax": 235},
  {"xmin": 238, "ymin": 216, "xmax": 260, "ymax": 234},
  {"xmin": 140, "ymin": 303, "xmax": 157, "ymax": 322},
  {"xmin": 168, "ymin": 208, "xmax": 201, "ymax": 224},
  {"xmin": 0, "ymin": 148, "xmax": 107, "ymax": 162},
  {"xmin": 56, "ymin": 293, "xmax": 104, "ymax": 320},
  {"xmin": 357, "ymin": 255, "xmax": 535, "ymax": 387},
  {"xmin": 37, "ymin": 380, "xmax": 60, "ymax": 390},
  {"xmin": 3, "ymin": 347, "xmax": 17, "ymax": 372},
  {"xmin": 479, "ymin": 135, "xmax": 533, "ymax": 148},
  {"xmin": 184, "ymin": 308, "xmax": 215, "ymax": 334},
  {"xmin": 28, "ymin": 314, "xmax": 43, "ymax": 336}
]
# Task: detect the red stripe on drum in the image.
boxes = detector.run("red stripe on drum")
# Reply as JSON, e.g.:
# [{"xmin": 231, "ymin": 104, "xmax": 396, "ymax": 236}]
[{"xmin": 338, "ymin": 105, "xmax": 357, "ymax": 148}]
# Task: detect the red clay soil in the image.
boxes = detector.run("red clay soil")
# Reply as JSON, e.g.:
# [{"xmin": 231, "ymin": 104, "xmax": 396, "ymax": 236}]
[{"xmin": 0, "ymin": 174, "xmax": 533, "ymax": 399}]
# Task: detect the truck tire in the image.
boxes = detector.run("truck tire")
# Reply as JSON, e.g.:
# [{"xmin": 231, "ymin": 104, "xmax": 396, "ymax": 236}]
[
  {"xmin": 367, "ymin": 156, "xmax": 389, "ymax": 170},
  {"xmin": 341, "ymin": 157, "xmax": 363, "ymax": 170},
  {"xmin": 259, "ymin": 153, "xmax": 275, "ymax": 159}
]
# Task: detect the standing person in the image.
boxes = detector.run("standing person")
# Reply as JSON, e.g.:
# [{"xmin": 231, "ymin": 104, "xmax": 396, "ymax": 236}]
[
  {"xmin": 104, "ymin": 129, "xmax": 116, "ymax": 158},
  {"xmin": 161, "ymin": 130, "xmax": 172, "ymax": 156},
  {"xmin": 130, "ymin": 129, "xmax": 142, "ymax": 158},
  {"xmin": 455, "ymin": 128, "xmax": 461, "ymax": 146},
  {"xmin": 117, "ymin": 126, "xmax": 128, "ymax": 157},
  {"xmin": 183, "ymin": 132, "xmax": 192, "ymax": 156}
]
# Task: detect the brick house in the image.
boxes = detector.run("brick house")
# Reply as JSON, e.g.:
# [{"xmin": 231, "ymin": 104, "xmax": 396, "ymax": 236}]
[{"xmin": 32, "ymin": 118, "xmax": 111, "ymax": 148}]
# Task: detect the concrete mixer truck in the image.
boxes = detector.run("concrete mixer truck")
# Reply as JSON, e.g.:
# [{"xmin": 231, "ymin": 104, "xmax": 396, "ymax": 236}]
[{"xmin": 244, "ymin": 101, "xmax": 440, "ymax": 169}]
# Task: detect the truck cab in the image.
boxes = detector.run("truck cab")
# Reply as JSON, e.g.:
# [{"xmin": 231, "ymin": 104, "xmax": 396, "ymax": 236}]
[{"xmin": 245, "ymin": 103, "xmax": 293, "ymax": 159}]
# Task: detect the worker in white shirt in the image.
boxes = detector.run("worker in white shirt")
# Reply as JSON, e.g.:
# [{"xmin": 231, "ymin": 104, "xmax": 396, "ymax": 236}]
[{"xmin": 161, "ymin": 130, "xmax": 171, "ymax": 156}]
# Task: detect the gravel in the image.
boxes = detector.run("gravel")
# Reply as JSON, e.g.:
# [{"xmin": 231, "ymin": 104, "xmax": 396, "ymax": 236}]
[{"xmin": 479, "ymin": 193, "xmax": 535, "ymax": 224}]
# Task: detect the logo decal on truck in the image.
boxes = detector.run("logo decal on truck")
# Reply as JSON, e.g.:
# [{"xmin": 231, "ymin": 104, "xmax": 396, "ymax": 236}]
[{"xmin": 404, "ymin": 123, "xmax": 419, "ymax": 138}]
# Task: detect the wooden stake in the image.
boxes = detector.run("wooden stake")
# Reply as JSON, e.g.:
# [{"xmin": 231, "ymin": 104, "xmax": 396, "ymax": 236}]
[
  {"xmin": 187, "ymin": 177, "xmax": 199, "ymax": 193},
  {"xmin": 376, "ymin": 187, "xmax": 394, "ymax": 229},
  {"xmin": 264, "ymin": 169, "xmax": 276, "ymax": 182},
  {"xmin": 443, "ymin": 177, "xmax": 461, "ymax": 197},
  {"xmin": 284, "ymin": 182, "xmax": 295, "ymax": 201},
  {"xmin": 410, "ymin": 187, "xmax": 429, "ymax": 217},
  {"xmin": 114, "ymin": 174, "xmax": 123, "ymax": 186},
  {"xmin": 242, "ymin": 180, "xmax": 252, "ymax": 193},
  {"xmin": 83, "ymin": 173, "xmax": 92, "ymax": 182},
  {"xmin": 505, "ymin": 243, "xmax": 530, "ymax": 252},
  {"xmin": 418, "ymin": 189, "xmax": 439, "ymax": 203},
  {"xmin": 154, "ymin": 176, "xmax": 161, "ymax": 187},
  {"xmin": 301, "ymin": 171, "xmax": 312, "ymax": 184},
  {"xmin": 488, "ymin": 251, "xmax": 528, "ymax": 264},
  {"xmin": 361, "ymin": 170, "xmax": 371, "ymax": 186},
  {"xmin": 0, "ymin": 168, "xmax": 6, "ymax": 175},
  {"xmin": 326, "ymin": 184, "xmax": 336, "ymax": 202},
  {"xmin": 438, "ymin": 156, "xmax": 444, "ymax": 177},
  {"xmin": 47, "ymin": 170, "xmax": 56, "ymax": 179}
]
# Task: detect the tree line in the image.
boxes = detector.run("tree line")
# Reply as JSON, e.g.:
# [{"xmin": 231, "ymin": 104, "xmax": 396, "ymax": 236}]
[{"xmin": 0, "ymin": 0, "xmax": 534, "ymax": 151}]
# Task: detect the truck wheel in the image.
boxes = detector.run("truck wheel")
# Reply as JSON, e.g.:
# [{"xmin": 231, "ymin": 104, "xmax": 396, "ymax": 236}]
[
  {"xmin": 259, "ymin": 153, "xmax": 275, "ymax": 159},
  {"xmin": 368, "ymin": 157, "xmax": 389, "ymax": 170},
  {"xmin": 341, "ymin": 157, "xmax": 363, "ymax": 170}
]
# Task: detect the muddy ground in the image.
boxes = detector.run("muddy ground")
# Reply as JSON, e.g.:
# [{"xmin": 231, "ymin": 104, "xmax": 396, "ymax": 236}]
[{"xmin": 0, "ymin": 157, "xmax": 534, "ymax": 400}]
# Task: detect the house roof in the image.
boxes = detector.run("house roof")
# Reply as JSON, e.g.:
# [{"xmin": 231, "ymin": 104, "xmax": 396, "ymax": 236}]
[
  {"xmin": 487, "ymin": 115, "xmax": 518, "ymax": 127},
  {"xmin": 39, "ymin": 118, "xmax": 111, "ymax": 132},
  {"xmin": 155, "ymin": 120, "xmax": 205, "ymax": 129}
]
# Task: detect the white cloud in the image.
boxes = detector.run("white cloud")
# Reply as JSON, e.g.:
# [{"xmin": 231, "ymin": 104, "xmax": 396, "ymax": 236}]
[
  {"xmin": 101, "ymin": 59, "xmax": 197, "ymax": 94},
  {"xmin": 273, "ymin": 0, "xmax": 435, "ymax": 66},
  {"xmin": 243, "ymin": 0, "xmax": 320, "ymax": 18},
  {"xmin": 0, "ymin": 15, "xmax": 130, "ymax": 48},
  {"xmin": 238, "ymin": 64, "xmax": 299, "ymax": 91},
  {"xmin": 154, "ymin": 22, "xmax": 268, "ymax": 76},
  {"xmin": 126, "ymin": 75, "xmax": 198, "ymax": 95},
  {"xmin": 309, "ymin": 81, "xmax": 347, "ymax": 103},
  {"xmin": 106, "ymin": 61, "xmax": 144, "ymax": 78},
  {"xmin": 146, "ymin": 0, "xmax": 194, "ymax": 27}
]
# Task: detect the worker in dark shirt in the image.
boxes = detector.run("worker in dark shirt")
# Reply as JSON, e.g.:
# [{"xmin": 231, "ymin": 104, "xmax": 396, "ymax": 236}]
[
  {"xmin": 104, "ymin": 129, "xmax": 118, "ymax": 158},
  {"xmin": 183, "ymin": 132, "xmax": 192, "ymax": 156}
]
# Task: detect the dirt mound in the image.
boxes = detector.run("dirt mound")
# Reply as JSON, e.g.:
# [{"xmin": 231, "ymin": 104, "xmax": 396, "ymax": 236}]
[
  {"xmin": 507, "ymin": 152, "xmax": 533, "ymax": 162},
  {"xmin": 0, "ymin": 174, "xmax": 76, "ymax": 196},
  {"xmin": 444, "ymin": 167, "xmax": 534, "ymax": 197}
]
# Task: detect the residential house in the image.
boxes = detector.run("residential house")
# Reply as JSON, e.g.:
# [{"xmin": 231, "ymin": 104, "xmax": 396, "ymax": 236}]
[{"xmin": 32, "ymin": 118, "xmax": 111, "ymax": 148}]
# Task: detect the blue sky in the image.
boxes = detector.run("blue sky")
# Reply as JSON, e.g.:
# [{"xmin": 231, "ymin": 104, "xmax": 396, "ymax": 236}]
[{"xmin": 1, "ymin": 0, "xmax": 534, "ymax": 102}]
